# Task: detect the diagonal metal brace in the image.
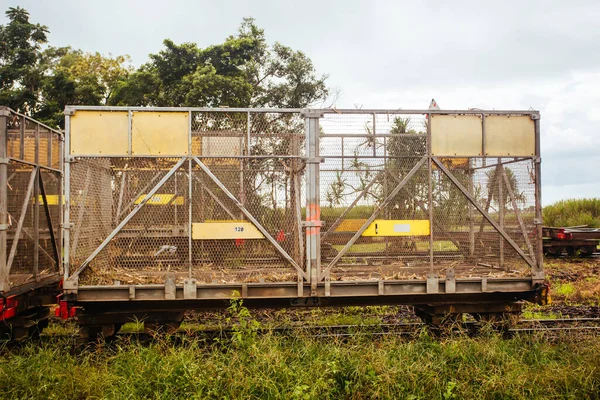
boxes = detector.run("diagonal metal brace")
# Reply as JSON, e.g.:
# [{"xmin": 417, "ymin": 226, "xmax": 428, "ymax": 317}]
[
  {"xmin": 4, "ymin": 167, "xmax": 37, "ymax": 276},
  {"xmin": 193, "ymin": 156, "xmax": 308, "ymax": 280},
  {"xmin": 39, "ymin": 171, "xmax": 60, "ymax": 269},
  {"xmin": 320, "ymin": 156, "xmax": 428, "ymax": 280},
  {"xmin": 69, "ymin": 157, "xmax": 187, "ymax": 279},
  {"xmin": 432, "ymin": 157, "xmax": 536, "ymax": 269}
]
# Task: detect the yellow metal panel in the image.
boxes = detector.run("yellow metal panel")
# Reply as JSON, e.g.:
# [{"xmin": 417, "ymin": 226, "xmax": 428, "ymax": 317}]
[
  {"xmin": 335, "ymin": 219, "xmax": 368, "ymax": 232},
  {"xmin": 362, "ymin": 220, "xmax": 430, "ymax": 237},
  {"xmin": 70, "ymin": 111, "xmax": 129, "ymax": 155},
  {"xmin": 134, "ymin": 194, "xmax": 184, "ymax": 205},
  {"xmin": 431, "ymin": 115, "xmax": 482, "ymax": 156},
  {"xmin": 34, "ymin": 195, "xmax": 62, "ymax": 205},
  {"xmin": 484, "ymin": 116, "xmax": 535, "ymax": 156},
  {"xmin": 132, "ymin": 111, "xmax": 189, "ymax": 155},
  {"xmin": 192, "ymin": 222, "xmax": 265, "ymax": 240}
]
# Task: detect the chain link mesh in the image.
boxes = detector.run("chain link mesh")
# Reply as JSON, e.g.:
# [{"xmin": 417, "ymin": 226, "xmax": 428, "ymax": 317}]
[
  {"xmin": 72, "ymin": 111, "xmax": 305, "ymax": 285},
  {"xmin": 319, "ymin": 113, "xmax": 537, "ymax": 281},
  {"xmin": 3, "ymin": 110, "xmax": 62, "ymax": 291},
  {"xmin": 66, "ymin": 109, "xmax": 539, "ymax": 286}
]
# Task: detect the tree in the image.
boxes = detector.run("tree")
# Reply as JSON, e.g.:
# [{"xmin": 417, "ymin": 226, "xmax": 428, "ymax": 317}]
[
  {"xmin": 111, "ymin": 18, "xmax": 328, "ymax": 109},
  {"xmin": 386, "ymin": 117, "xmax": 428, "ymax": 219},
  {"xmin": 34, "ymin": 49, "xmax": 132, "ymax": 127},
  {"xmin": 486, "ymin": 166, "xmax": 525, "ymax": 211},
  {"xmin": 0, "ymin": 7, "xmax": 48, "ymax": 113}
]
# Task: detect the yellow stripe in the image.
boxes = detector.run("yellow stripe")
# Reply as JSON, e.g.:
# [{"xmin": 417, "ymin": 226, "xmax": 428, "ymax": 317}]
[{"xmin": 134, "ymin": 194, "xmax": 184, "ymax": 205}]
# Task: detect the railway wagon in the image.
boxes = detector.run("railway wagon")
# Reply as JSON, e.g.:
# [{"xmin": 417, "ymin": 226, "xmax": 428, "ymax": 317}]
[
  {"xmin": 0, "ymin": 107, "xmax": 63, "ymax": 339},
  {"xmin": 58, "ymin": 106, "xmax": 547, "ymax": 337},
  {"xmin": 543, "ymin": 226, "xmax": 600, "ymax": 257}
]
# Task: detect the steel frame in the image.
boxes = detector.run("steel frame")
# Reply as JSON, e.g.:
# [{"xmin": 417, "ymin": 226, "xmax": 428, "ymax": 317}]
[
  {"xmin": 0, "ymin": 107, "xmax": 63, "ymax": 294},
  {"xmin": 61, "ymin": 106, "xmax": 544, "ymax": 304}
]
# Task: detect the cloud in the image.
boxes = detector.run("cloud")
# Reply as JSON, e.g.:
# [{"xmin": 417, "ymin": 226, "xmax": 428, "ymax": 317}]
[{"xmin": 7, "ymin": 0, "xmax": 600, "ymax": 205}]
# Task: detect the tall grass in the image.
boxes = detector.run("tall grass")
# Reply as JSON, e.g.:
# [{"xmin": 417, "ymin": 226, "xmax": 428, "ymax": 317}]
[
  {"xmin": 543, "ymin": 198, "xmax": 600, "ymax": 228},
  {"xmin": 1, "ymin": 328, "xmax": 600, "ymax": 399}
]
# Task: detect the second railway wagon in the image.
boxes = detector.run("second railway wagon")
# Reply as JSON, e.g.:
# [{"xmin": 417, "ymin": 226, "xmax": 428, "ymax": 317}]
[{"xmin": 57, "ymin": 106, "xmax": 547, "ymax": 338}]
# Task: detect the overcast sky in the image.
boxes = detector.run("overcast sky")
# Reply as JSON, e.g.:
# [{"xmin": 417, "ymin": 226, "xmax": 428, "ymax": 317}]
[{"xmin": 3, "ymin": 0, "xmax": 599, "ymax": 205}]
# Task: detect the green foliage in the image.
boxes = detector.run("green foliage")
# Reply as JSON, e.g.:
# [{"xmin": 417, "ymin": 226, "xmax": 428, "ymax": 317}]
[
  {"xmin": 485, "ymin": 166, "xmax": 525, "ymax": 210},
  {"xmin": 111, "ymin": 17, "xmax": 328, "ymax": 109},
  {"xmin": 0, "ymin": 7, "xmax": 48, "ymax": 113},
  {"xmin": 225, "ymin": 292, "xmax": 261, "ymax": 347},
  {"xmin": 543, "ymin": 198, "xmax": 600, "ymax": 228},
  {"xmin": 2, "ymin": 329, "xmax": 600, "ymax": 399},
  {"xmin": 1, "ymin": 9, "xmax": 328, "ymax": 128}
]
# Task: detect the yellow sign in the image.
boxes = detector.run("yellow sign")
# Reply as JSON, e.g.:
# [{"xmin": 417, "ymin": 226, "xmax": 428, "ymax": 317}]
[
  {"xmin": 192, "ymin": 221, "xmax": 265, "ymax": 240},
  {"xmin": 362, "ymin": 219, "xmax": 430, "ymax": 236},
  {"xmin": 134, "ymin": 194, "xmax": 184, "ymax": 205},
  {"xmin": 334, "ymin": 219, "xmax": 430, "ymax": 236},
  {"xmin": 32, "ymin": 195, "xmax": 62, "ymax": 205}
]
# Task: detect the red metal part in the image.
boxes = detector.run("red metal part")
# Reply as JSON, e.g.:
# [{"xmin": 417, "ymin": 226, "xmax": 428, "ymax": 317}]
[
  {"xmin": 556, "ymin": 231, "xmax": 573, "ymax": 240},
  {"xmin": 0, "ymin": 296, "xmax": 18, "ymax": 321},
  {"xmin": 55, "ymin": 299, "xmax": 77, "ymax": 319}
]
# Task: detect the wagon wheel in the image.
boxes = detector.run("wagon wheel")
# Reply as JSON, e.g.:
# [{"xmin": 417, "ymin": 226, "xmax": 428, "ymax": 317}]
[
  {"xmin": 579, "ymin": 246, "xmax": 596, "ymax": 257},
  {"xmin": 545, "ymin": 246, "xmax": 564, "ymax": 257},
  {"xmin": 79, "ymin": 324, "xmax": 119, "ymax": 341}
]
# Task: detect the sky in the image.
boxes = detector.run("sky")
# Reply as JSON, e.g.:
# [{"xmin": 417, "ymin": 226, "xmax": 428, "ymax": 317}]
[{"xmin": 3, "ymin": 0, "xmax": 600, "ymax": 205}]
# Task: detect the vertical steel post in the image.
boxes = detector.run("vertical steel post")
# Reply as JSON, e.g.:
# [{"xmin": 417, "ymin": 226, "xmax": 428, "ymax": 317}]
[
  {"xmin": 188, "ymin": 111, "xmax": 193, "ymax": 278},
  {"xmin": 188, "ymin": 159, "xmax": 193, "ymax": 278},
  {"xmin": 127, "ymin": 110, "xmax": 133, "ymax": 155},
  {"xmin": 498, "ymin": 160, "xmax": 504, "ymax": 268},
  {"xmin": 468, "ymin": 159, "xmax": 475, "ymax": 257},
  {"xmin": 58, "ymin": 131, "xmax": 63, "ymax": 274},
  {"xmin": 427, "ymin": 115, "xmax": 434, "ymax": 275},
  {"xmin": 0, "ymin": 108, "xmax": 8, "ymax": 291},
  {"xmin": 481, "ymin": 114, "xmax": 487, "ymax": 167},
  {"xmin": 63, "ymin": 111, "xmax": 72, "ymax": 281},
  {"xmin": 533, "ymin": 115, "xmax": 544, "ymax": 280},
  {"xmin": 33, "ymin": 123, "xmax": 40, "ymax": 280},
  {"xmin": 47, "ymin": 129, "xmax": 52, "ymax": 169},
  {"xmin": 19, "ymin": 116, "xmax": 24, "ymax": 160},
  {"xmin": 304, "ymin": 110, "xmax": 322, "ymax": 294}
]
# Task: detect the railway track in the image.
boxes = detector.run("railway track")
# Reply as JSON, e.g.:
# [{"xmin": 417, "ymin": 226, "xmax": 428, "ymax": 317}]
[{"xmin": 34, "ymin": 317, "xmax": 600, "ymax": 343}]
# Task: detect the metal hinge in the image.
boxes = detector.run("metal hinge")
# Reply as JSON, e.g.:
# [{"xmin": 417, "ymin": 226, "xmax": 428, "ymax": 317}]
[
  {"xmin": 305, "ymin": 157, "xmax": 324, "ymax": 164},
  {"xmin": 530, "ymin": 114, "xmax": 540, "ymax": 120},
  {"xmin": 0, "ymin": 224, "xmax": 8, "ymax": 231},
  {"xmin": 0, "ymin": 158, "xmax": 9, "ymax": 165}
]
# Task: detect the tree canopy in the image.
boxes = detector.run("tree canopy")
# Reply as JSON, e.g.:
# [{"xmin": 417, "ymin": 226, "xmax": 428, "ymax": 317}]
[{"xmin": 0, "ymin": 8, "xmax": 329, "ymax": 128}]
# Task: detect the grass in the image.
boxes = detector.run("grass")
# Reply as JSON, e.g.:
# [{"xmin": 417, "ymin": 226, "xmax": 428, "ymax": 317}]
[
  {"xmin": 543, "ymin": 198, "xmax": 600, "ymax": 228},
  {"xmin": 1, "ymin": 326, "xmax": 600, "ymax": 399}
]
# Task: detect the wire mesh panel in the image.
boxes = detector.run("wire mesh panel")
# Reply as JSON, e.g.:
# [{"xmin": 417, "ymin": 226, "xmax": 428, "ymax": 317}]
[
  {"xmin": 68, "ymin": 110, "xmax": 306, "ymax": 285},
  {"xmin": 1, "ymin": 108, "xmax": 62, "ymax": 292},
  {"xmin": 63, "ymin": 107, "xmax": 541, "ymax": 291},
  {"xmin": 319, "ymin": 111, "xmax": 539, "ymax": 282},
  {"xmin": 319, "ymin": 113, "xmax": 431, "ymax": 280},
  {"xmin": 432, "ymin": 158, "xmax": 537, "ymax": 278},
  {"xmin": 5, "ymin": 161, "xmax": 37, "ymax": 286}
]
